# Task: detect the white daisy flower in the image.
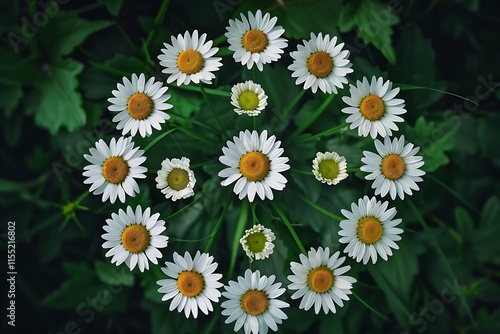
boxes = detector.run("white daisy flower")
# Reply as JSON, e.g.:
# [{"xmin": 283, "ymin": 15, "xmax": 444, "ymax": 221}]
[
  {"xmin": 83, "ymin": 136, "xmax": 147, "ymax": 204},
  {"xmin": 155, "ymin": 157, "xmax": 196, "ymax": 201},
  {"xmin": 361, "ymin": 135, "xmax": 425, "ymax": 200},
  {"xmin": 221, "ymin": 269, "xmax": 289, "ymax": 334},
  {"xmin": 158, "ymin": 30, "xmax": 222, "ymax": 86},
  {"xmin": 339, "ymin": 196, "xmax": 404, "ymax": 264},
  {"xmin": 341, "ymin": 76, "xmax": 407, "ymax": 139},
  {"xmin": 157, "ymin": 251, "xmax": 223, "ymax": 319},
  {"xmin": 231, "ymin": 80, "xmax": 268, "ymax": 116},
  {"xmin": 107, "ymin": 73, "xmax": 172, "ymax": 138},
  {"xmin": 287, "ymin": 247, "xmax": 356, "ymax": 314},
  {"xmin": 240, "ymin": 224, "xmax": 276, "ymax": 262},
  {"xmin": 225, "ymin": 9, "xmax": 288, "ymax": 71},
  {"xmin": 288, "ymin": 32, "xmax": 353, "ymax": 94},
  {"xmin": 218, "ymin": 130, "xmax": 290, "ymax": 202},
  {"xmin": 101, "ymin": 205, "xmax": 169, "ymax": 272},
  {"xmin": 312, "ymin": 151, "xmax": 348, "ymax": 185}
]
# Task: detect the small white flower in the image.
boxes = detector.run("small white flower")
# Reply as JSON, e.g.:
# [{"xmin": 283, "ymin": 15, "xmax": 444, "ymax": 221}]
[
  {"xmin": 231, "ymin": 80, "xmax": 268, "ymax": 116},
  {"xmin": 108, "ymin": 73, "xmax": 172, "ymax": 138},
  {"xmin": 312, "ymin": 151, "xmax": 348, "ymax": 185},
  {"xmin": 342, "ymin": 76, "xmax": 407, "ymax": 139},
  {"xmin": 225, "ymin": 10, "xmax": 287, "ymax": 71},
  {"xmin": 156, "ymin": 157, "xmax": 196, "ymax": 201},
  {"xmin": 288, "ymin": 32, "xmax": 353, "ymax": 94},
  {"xmin": 101, "ymin": 205, "xmax": 169, "ymax": 272},
  {"xmin": 158, "ymin": 30, "xmax": 222, "ymax": 86},
  {"xmin": 221, "ymin": 269, "xmax": 289, "ymax": 334},
  {"xmin": 339, "ymin": 196, "xmax": 404, "ymax": 264},
  {"xmin": 83, "ymin": 136, "xmax": 147, "ymax": 203},
  {"xmin": 240, "ymin": 224, "xmax": 276, "ymax": 262},
  {"xmin": 157, "ymin": 251, "xmax": 223, "ymax": 319},
  {"xmin": 361, "ymin": 135, "xmax": 425, "ymax": 200}
]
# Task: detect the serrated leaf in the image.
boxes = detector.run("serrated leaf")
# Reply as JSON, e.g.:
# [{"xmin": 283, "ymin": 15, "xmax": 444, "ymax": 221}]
[{"xmin": 95, "ymin": 261, "xmax": 135, "ymax": 287}]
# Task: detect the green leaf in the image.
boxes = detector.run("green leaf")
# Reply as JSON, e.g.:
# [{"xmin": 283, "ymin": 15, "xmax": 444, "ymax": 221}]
[
  {"xmin": 0, "ymin": 84, "xmax": 22, "ymax": 117},
  {"xmin": 477, "ymin": 115, "xmax": 500, "ymax": 167},
  {"xmin": 338, "ymin": 0, "xmax": 399, "ymax": 64},
  {"xmin": 97, "ymin": 0, "xmax": 125, "ymax": 16},
  {"xmin": 95, "ymin": 261, "xmax": 135, "ymax": 287},
  {"xmin": 454, "ymin": 207, "xmax": 474, "ymax": 241},
  {"xmin": 474, "ymin": 197, "xmax": 500, "ymax": 263}
]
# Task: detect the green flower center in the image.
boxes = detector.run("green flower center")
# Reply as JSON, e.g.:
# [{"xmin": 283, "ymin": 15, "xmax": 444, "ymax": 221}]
[
  {"xmin": 318, "ymin": 159, "xmax": 340, "ymax": 180},
  {"xmin": 245, "ymin": 232, "xmax": 266, "ymax": 253},
  {"xmin": 167, "ymin": 168, "xmax": 190, "ymax": 191},
  {"xmin": 238, "ymin": 91, "xmax": 260, "ymax": 111}
]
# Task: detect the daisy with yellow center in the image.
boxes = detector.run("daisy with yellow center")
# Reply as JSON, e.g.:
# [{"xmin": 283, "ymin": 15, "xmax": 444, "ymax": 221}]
[
  {"xmin": 240, "ymin": 224, "xmax": 275, "ymax": 262},
  {"xmin": 288, "ymin": 32, "xmax": 353, "ymax": 94},
  {"xmin": 312, "ymin": 151, "xmax": 348, "ymax": 185},
  {"xmin": 157, "ymin": 251, "xmax": 223, "ymax": 319},
  {"xmin": 108, "ymin": 73, "xmax": 172, "ymax": 138},
  {"xmin": 361, "ymin": 135, "xmax": 425, "ymax": 200},
  {"xmin": 287, "ymin": 247, "xmax": 356, "ymax": 314},
  {"xmin": 231, "ymin": 80, "xmax": 268, "ymax": 116},
  {"xmin": 155, "ymin": 157, "xmax": 196, "ymax": 201},
  {"xmin": 221, "ymin": 269, "xmax": 289, "ymax": 334},
  {"xmin": 225, "ymin": 10, "xmax": 288, "ymax": 71},
  {"xmin": 342, "ymin": 76, "xmax": 407, "ymax": 138},
  {"xmin": 83, "ymin": 137, "xmax": 147, "ymax": 203},
  {"xmin": 101, "ymin": 206, "xmax": 169, "ymax": 272},
  {"xmin": 158, "ymin": 30, "xmax": 222, "ymax": 86},
  {"xmin": 339, "ymin": 196, "xmax": 403, "ymax": 264},
  {"xmin": 218, "ymin": 130, "xmax": 290, "ymax": 202}
]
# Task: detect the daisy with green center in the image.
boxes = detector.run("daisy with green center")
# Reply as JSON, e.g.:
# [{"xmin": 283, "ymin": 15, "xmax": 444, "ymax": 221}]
[
  {"xmin": 155, "ymin": 157, "xmax": 196, "ymax": 201},
  {"xmin": 288, "ymin": 32, "xmax": 353, "ymax": 94},
  {"xmin": 157, "ymin": 251, "xmax": 223, "ymax": 319},
  {"xmin": 231, "ymin": 80, "xmax": 268, "ymax": 116},
  {"xmin": 225, "ymin": 10, "xmax": 288, "ymax": 71},
  {"xmin": 101, "ymin": 205, "xmax": 169, "ymax": 272},
  {"xmin": 158, "ymin": 30, "xmax": 222, "ymax": 86},
  {"xmin": 221, "ymin": 269, "xmax": 289, "ymax": 334},
  {"xmin": 287, "ymin": 247, "xmax": 356, "ymax": 314},
  {"xmin": 108, "ymin": 73, "xmax": 172, "ymax": 138},
  {"xmin": 218, "ymin": 130, "xmax": 290, "ymax": 202},
  {"xmin": 240, "ymin": 224, "xmax": 275, "ymax": 262},
  {"xmin": 339, "ymin": 196, "xmax": 404, "ymax": 264},
  {"xmin": 342, "ymin": 76, "xmax": 407, "ymax": 139},
  {"xmin": 361, "ymin": 135, "xmax": 425, "ymax": 200},
  {"xmin": 312, "ymin": 151, "xmax": 348, "ymax": 185},
  {"xmin": 83, "ymin": 137, "xmax": 147, "ymax": 204}
]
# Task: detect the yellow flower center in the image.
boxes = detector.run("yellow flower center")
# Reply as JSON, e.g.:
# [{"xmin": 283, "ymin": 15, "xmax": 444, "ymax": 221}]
[
  {"xmin": 318, "ymin": 159, "xmax": 340, "ymax": 180},
  {"xmin": 121, "ymin": 224, "xmax": 150, "ymax": 253},
  {"xmin": 127, "ymin": 93, "xmax": 154, "ymax": 120},
  {"xmin": 102, "ymin": 156, "xmax": 129, "ymax": 184},
  {"xmin": 238, "ymin": 91, "xmax": 260, "ymax": 111},
  {"xmin": 240, "ymin": 290, "xmax": 269, "ymax": 316},
  {"xmin": 177, "ymin": 271, "xmax": 205, "ymax": 297},
  {"xmin": 357, "ymin": 216, "xmax": 384, "ymax": 245},
  {"xmin": 307, "ymin": 266, "xmax": 334, "ymax": 293},
  {"xmin": 360, "ymin": 95, "xmax": 385, "ymax": 121},
  {"xmin": 306, "ymin": 51, "xmax": 333, "ymax": 78},
  {"xmin": 239, "ymin": 152, "xmax": 270, "ymax": 182},
  {"xmin": 242, "ymin": 29, "xmax": 268, "ymax": 53},
  {"xmin": 245, "ymin": 232, "xmax": 266, "ymax": 253},
  {"xmin": 381, "ymin": 154, "xmax": 406, "ymax": 180},
  {"xmin": 177, "ymin": 49, "xmax": 204, "ymax": 75},
  {"xmin": 167, "ymin": 168, "xmax": 190, "ymax": 191}
]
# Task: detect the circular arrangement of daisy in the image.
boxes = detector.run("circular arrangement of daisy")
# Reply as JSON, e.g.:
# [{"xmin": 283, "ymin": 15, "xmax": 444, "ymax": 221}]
[
  {"xmin": 218, "ymin": 130, "xmax": 290, "ymax": 202},
  {"xmin": 101, "ymin": 205, "xmax": 169, "ymax": 272},
  {"xmin": 83, "ymin": 136, "xmax": 147, "ymax": 204},
  {"xmin": 312, "ymin": 151, "xmax": 348, "ymax": 185},
  {"xmin": 155, "ymin": 157, "xmax": 196, "ymax": 201},
  {"xmin": 288, "ymin": 32, "xmax": 353, "ymax": 94},
  {"xmin": 221, "ymin": 269, "xmax": 289, "ymax": 334},
  {"xmin": 361, "ymin": 135, "xmax": 425, "ymax": 200},
  {"xmin": 230, "ymin": 80, "xmax": 268, "ymax": 116},
  {"xmin": 339, "ymin": 196, "xmax": 404, "ymax": 264},
  {"xmin": 341, "ymin": 76, "xmax": 407, "ymax": 139},
  {"xmin": 157, "ymin": 251, "xmax": 223, "ymax": 319},
  {"xmin": 240, "ymin": 224, "xmax": 275, "ymax": 262},
  {"xmin": 107, "ymin": 73, "xmax": 172, "ymax": 138},
  {"xmin": 158, "ymin": 30, "xmax": 222, "ymax": 86},
  {"xmin": 225, "ymin": 10, "xmax": 288, "ymax": 71},
  {"xmin": 287, "ymin": 247, "xmax": 357, "ymax": 314}
]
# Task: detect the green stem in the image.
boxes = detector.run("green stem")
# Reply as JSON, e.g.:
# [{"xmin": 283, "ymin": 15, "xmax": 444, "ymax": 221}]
[
  {"xmin": 352, "ymin": 292, "xmax": 389, "ymax": 322},
  {"xmin": 198, "ymin": 83, "xmax": 226, "ymax": 136},
  {"xmin": 144, "ymin": 128, "xmax": 177, "ymax": 152},
  {"xmin": 291, "ymin": 168, "xmax": 313, "ymax": 176},
  {"xmin": 272, "ymin": 203, "xmax": 307, "ymax": 254},
  {"xmin": 283, "ymin": 90, "xmax": 306, "ymax": 118},
  {"xmin": 163, "ymin": 198, "xmax": 201, "ymax": 221},
  {"xmin": 141, "ymin": 0, "xmax": 170, "ymax": 56},
  {"xmin": 427, "ymin": 174, "xmax": 480, "ymax": 214},
  {"xmin": 172, "ymin": 84, "xmax": 231, "ymax": 97},
  {"xmin": 228, "ymin": 201, "xmax": 248, "ymax": 278},
  {"xmin": 302, "ymin": 123, "xmax": 349, "ymax": 142},
  {"xmin": 298, "ymin": 193, "xmax": 343, "ymax": 221},
  {"xmin": 205, "ymin": 204, "xmax": 228, "ymax": 253},
  {"xmin": 347, "ymin": 167, "xmax": 360, "ymax": 173},
  {"xmin": 289, "ymin": 93, "xmax": 335, "ymax": 139}
]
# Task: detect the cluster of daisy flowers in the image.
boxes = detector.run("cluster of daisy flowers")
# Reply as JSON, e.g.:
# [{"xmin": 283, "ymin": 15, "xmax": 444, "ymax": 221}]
[{"xmin": 81, "ymin": 8, "xmax": 427, "ymax": 334}]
